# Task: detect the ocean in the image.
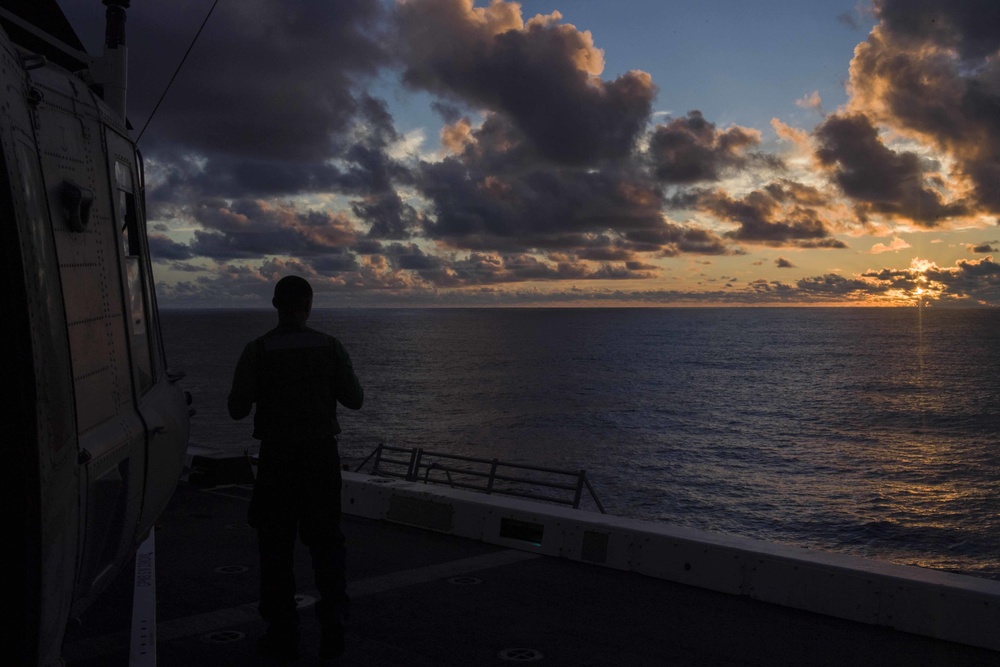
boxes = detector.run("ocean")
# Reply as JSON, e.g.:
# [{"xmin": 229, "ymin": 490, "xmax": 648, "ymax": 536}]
[{"xmin": 161, "ymin": 307, "xmax": 1000, "ymax": 581}]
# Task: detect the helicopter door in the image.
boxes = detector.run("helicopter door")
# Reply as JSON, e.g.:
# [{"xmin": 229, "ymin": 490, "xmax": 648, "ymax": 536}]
[{"xmin": 107, "ymin": 134, "xmax": 190, "ymax": 534}]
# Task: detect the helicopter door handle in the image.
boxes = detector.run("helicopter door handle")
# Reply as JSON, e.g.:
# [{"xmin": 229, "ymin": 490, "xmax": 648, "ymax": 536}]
[{"xmin": 62, "ymin": 181, "xmax": 94, "ymax": 232}]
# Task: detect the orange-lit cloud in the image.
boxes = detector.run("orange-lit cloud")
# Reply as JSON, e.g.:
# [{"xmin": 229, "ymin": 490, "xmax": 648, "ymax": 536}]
[
  {"xmin": 870, "ymin": 235, "xmax": 911, "ymax": 254},
  {"xmin": 844, "ymin": 1, "xmax": 1000, "ymax": 215},
  {"xmin": 396, "ymin": 0, "xmax": 654, "ymax": 164},
  {"xmin": 795, "ymin": 90, "xmax": 824, "ymax": 114}
]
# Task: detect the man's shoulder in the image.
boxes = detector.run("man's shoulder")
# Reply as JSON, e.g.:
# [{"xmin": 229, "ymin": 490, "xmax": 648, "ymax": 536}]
[{"xmin": 261, "ymin": 325, "xmax": 342, "ymax": 352}]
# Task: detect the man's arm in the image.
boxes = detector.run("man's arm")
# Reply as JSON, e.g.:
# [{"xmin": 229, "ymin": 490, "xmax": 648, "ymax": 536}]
[
  {"xmin": 333, "ymin": 342, "xmax": 364, "ymax": 410},
  {"xmin": 228, "ymin": 342, "xmax": 257, "ymax": 420}
]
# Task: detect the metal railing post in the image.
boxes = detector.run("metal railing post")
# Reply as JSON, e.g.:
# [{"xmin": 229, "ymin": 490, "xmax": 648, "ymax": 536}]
[
  {"xmin": 573, "ymin": 470, "xmax": 586, "ymax": 509},
  {"xmin": 407, "ymin": 448, "xmax": 423, "ymax": 481},
  {"xmin": 486, "ymin": 459, "xmax": 499, "ymax": 494},
  {"xmin": 584, "ymin": 474, "xmax": 606, "ymax": 514}
]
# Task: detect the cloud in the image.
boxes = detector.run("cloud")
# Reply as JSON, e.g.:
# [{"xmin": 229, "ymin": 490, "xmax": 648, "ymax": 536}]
[
  {"xmin": 846, "ymin": 0, "xmax": 1000, "ymax": 213},
  {"xmin": 417, "ymin": 113, "xmax": 732, "ymax": 259},
  {"xmin": 353, "ymin": 192, "xmax": 424, "ymax": 240},
  {"xmin": 792, "ymin": 255, "xmax": 1000, "ymax": 304},
  {"xmin": 794, "ymin": 273, "xmax": 874, "ymax": 296},
  {"xmin": 62, "ymin": 0, "xmax": 1000, "ymax": 308},
  {"xmin": 144, "ymin": 92, "xmax": 413, "ymax": 212},
  {"xmin": 693, "ymin": 180, "xmax": 844, "ymax": 247},
  {"xmin": 56, "ymin": 1, "xmax": 421, "ymax": 240},
  {"xmin": 188, "ymin": 199, "xmax": 360, "ymax": 261},
  {"xmin": 394, "ymin": 0, "xmax": 655, "ymax": 164},
  {"xmin": 647, "ymin": 111, "xmax": 780, "ymax": 184},
  {"xmin": 968, "ymin": 241, "xmax": 998, "ymax": 253},
  {"xmin": 837, "ymin": 11, "xmax": 860, "ymax": 31},
  {"xmin": 775, "ymin": 257, "xmax": 795, "ymax": 268},
  {"xmin": 870, "ymin": 235, "xmax": 911, "ymax": 254},
  {"xmin": 795, "ymin": 91, "xmax": 824, "ymax": 115},
  {"xmin": 148, "ymin": 233, "xmax": 196, "ymax": 261},
  {"xmin": 814, "ymin": 113, "xmax": 967, "ymax": 226},
  {"xmin": 864, "ymin": 255, "xmax": 1000, "ymax": 303},
  {"xmin": 119, "ymin": 0, "xmax": 388, "ymax": 162}
]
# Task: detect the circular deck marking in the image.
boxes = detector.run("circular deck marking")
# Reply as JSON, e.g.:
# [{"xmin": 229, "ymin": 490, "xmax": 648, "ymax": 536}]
[
  {"xmin": 498, "ymin": 648, "xmax": 544, "ymax": 662},
  {"xmin": 448, "ymin": 576, "xmax": 482, "ymax": 585},
  {"xmin": 204, "ymin": 630, "xmax": 245, "ymax": 644},
  {"xmin": 213, "ymin": 565, "xmax": 248, "ymax": 574}
]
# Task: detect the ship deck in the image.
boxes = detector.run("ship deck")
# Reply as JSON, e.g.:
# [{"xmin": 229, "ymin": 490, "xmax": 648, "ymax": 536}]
[{"xmin": 62, "ymin": 481, "xmax": 998, "ymax": 666}]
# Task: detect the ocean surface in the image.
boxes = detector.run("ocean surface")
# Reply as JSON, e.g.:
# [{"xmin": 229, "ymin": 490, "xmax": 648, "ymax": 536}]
[{"xmin": 161, "ymin": 307, "xmax": 1000, "ymax": 581}]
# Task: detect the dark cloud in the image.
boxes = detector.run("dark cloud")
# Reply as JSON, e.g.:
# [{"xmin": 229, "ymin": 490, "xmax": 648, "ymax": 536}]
[
  {"xmin": 395, "ymin": 0, "xmax": 655, "ymax": 164},
  {"xmin": 143, "ymin": 91, "xmax": 410, "ymax": 206},
  {"xmin": 847, "ymin": 1, "xmax": 1000, "ymax": 213},
  {"xmin": 419, "ymin": 116, "xmax": 660, "ymax": 246},
  {"xmin": 148, "ymin": 233, "xmax": 195, "ymax": 261},
  {"xmin": 747, "ymin": 280, "xmax": 798, "ymax": 300},
  {"xmin": 622, "ymin": 223, "xmax": 731, "ymax": 257},
  {"xmin": 775, "ymin": 257, "xmax": 795, "ymax": 268},
  {"xmin": 385, "ymin": 243, "xmax": 446, "ymax": 272},
  {"xmin": 648, "ymin": 111, "xmax": 780, "ymax": 184},
  {"xmin": 438, "ymin": 252, "xmax": 655, "ymax": 286},
  {"xmin": 61, "ymin": 0, "xmax": 414, "ymax": 239},
  {"xmin": 875, "ymin": 0, "xmax": 1000, "ymax": 60},
  {"xmin": 353, "ymin": 192, "xmax": 423, "ymax": 240},
  {"xmin": 189, "ymin": 199, "xmax": 359, "ymax": 260},
  {"xmin": 837, "ymin": 11, "xmax": 860, "ymax": 31},
  {"xmin": 796, "ymin": 238, "xmax": 849, "ymax": 249},
  {"xmin": 796, "ymin": 274, "xmax": 873, "ymax": 295},
  {"xmin": 695, "ymin": 181, "xmax": 841, "ymax": 246},
  {"xmin": 310, "ymin": 254, "xmax": 362, "ymax": 274},
  {"xmin": 418, "ymin": 113, "xmax": 736, "ymax": 261},
  {"xmin": 115, "ymin": 0, "xmax": 389, "ymax": 162},
  {"xmin": 352, "ymin": 238, "xmax": 385, "ymax": 255},
  {"xmin": 968, "ymin": 242, "xmax": 998, "ymax": 253},
  {"xmin": 815, "ymin": 113, "xmax": 966, "ymax": 226}
]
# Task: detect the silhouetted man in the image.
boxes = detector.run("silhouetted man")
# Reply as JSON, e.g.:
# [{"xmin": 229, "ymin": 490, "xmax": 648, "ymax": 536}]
[{"xmin": 228, "ymin": 275, "xmax": 363, "ymax": 660}]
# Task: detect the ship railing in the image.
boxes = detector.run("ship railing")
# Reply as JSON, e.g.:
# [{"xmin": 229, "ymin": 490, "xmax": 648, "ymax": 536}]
[{"xmin": 354, "ymin": 444, "xmax": 606, "ymax": 514}]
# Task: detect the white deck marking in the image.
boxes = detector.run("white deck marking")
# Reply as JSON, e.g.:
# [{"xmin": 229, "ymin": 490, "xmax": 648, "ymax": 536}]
[
  {"xmin": 129, "ymin": 528, "xmax": 157, "ymax": 667},
  {"xmin": 64, "ymin": 548, "xmax": 539, "ymax": 659}
]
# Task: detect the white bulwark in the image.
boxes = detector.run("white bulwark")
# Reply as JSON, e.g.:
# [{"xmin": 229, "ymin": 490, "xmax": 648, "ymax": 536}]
[{"xmin": 342, "ymin": 472, "xmax": 1000, "ymax": 652}]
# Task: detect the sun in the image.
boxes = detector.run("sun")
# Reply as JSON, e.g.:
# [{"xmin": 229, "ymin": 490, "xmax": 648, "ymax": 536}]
[{"xmin": 907, "ymin": 257, "xmax": 942, "ymax": 306}]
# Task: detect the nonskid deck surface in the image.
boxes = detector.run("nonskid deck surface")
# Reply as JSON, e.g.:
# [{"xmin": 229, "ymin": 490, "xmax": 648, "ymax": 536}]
[{"xmin": 62, "ymin": 482, "xmax": 998, "ymax": 666}]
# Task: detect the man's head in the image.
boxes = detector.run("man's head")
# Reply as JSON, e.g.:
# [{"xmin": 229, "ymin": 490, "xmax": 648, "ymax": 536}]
[{"xmin": 272, "ymin": 275, "xmax": 313, "ymax": 322}]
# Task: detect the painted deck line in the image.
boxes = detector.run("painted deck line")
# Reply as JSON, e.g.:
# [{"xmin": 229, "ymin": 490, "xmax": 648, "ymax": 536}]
[
  {"xmin": 342, "ymin": 472, "xmax": 1000, "ymax": 652},
  {"xmin": 129, "ymin": 529, "xmax": 156, "ymax": 667}
]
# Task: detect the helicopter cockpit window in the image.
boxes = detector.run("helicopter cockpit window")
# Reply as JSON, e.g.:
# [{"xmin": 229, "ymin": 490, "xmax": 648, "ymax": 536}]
[{"xmin": 116, "ymin": 161, "xmax": 154, "ymax": 392}]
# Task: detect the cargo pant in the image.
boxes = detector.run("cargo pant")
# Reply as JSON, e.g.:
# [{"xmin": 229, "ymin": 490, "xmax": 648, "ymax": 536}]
[{"xmin": 249, "ymin": 438, "xmax": 348, "ymax": 633}]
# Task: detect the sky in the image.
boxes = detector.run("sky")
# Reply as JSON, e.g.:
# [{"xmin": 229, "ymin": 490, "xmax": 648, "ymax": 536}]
[{"xmin": 58, "ymin": 0, "xmax": 1000, "ymax": 307}]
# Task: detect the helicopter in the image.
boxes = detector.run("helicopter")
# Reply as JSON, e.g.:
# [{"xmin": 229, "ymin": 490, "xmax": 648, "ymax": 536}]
[{"xmin": 0, "ymin": 1, "xmax": 191, "ymax": 664}]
